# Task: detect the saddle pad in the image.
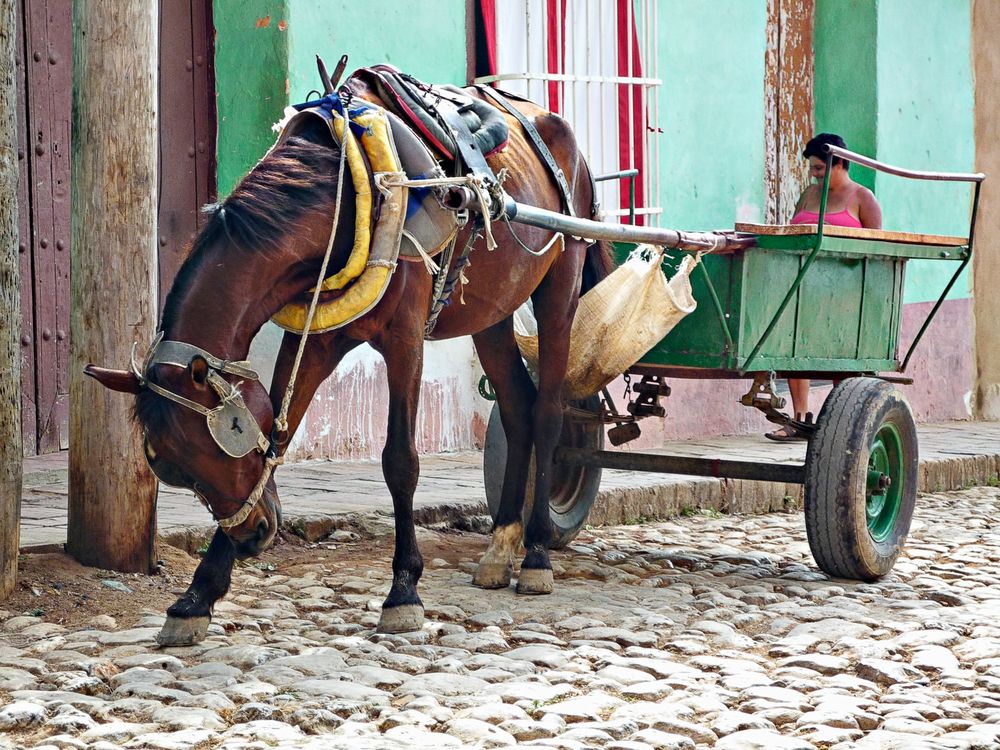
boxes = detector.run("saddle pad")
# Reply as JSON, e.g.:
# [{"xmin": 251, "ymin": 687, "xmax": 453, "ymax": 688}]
[
  {"xmin": 270, "ymin": 101, "xmax": 407, "ymax": 333},
  {"xmin": 275, "ymin": 94, "xmax": 458, "ymax": 265},
  {"xmin": 351, "ymin": 66, "xmax": 509, "ymax": 161}
]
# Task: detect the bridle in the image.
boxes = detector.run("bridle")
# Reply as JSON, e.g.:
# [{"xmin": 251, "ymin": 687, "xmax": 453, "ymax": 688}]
[
  {"xmin": 132, "ymin": 333, "xmax": 280, "ymax": 529},
  {"xmin": 133, "ymin": 103, "xmax": 350, "ymax": 532}
]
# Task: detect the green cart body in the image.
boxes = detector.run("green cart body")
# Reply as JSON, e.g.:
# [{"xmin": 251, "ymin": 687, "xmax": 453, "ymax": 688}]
[
  {"xmin": 620, "ymin": 226, "xmax": 970, "ymax": 378},
  {"xmin": 484, "ymin": 144, "xmax": 984, "ymax": 582}
]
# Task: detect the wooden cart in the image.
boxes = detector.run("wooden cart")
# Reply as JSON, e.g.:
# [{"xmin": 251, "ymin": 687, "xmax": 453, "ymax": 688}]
[{"xmin": 483, "ymin": 145, "xmax": 984, "ymax": 581}]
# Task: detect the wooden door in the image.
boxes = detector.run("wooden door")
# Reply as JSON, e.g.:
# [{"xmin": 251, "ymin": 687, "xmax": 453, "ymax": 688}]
[
  {"xmin": 15, "ymin": 0, "xmax": 72, "ymax": 455},
  {"xmin": 157, "ymin": 0, "xmax": 216, "ymax": 309},
  {"xmin": 15, "ymin": 0, "xmax": 216, "ymax": 455}
]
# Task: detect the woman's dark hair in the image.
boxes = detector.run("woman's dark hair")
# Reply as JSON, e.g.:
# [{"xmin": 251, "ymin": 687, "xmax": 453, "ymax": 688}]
[{"xmin": 803, "ymin": 132, "xmax": 849, "ymax": 171}]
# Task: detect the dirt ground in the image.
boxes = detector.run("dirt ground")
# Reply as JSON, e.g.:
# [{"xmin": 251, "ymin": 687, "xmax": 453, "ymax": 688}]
[{"xmin": 2, "ymin": 525, "xmax": 479, "ymax": 629}]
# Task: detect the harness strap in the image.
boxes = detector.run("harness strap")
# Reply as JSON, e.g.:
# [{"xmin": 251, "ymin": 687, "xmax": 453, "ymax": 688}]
[
  {"xmin": 143, "ymin": 379, "xmax": 213, "ymax": 416},
  {"xmin": 424, "ymin": 220, "xmax": 482, "ymax": 339},
  {"xmin": 274, "ymin": 106, "xmax": 350, "ymax": 436},
  {"xmin": 476, "ymin": 85, "xmax": 576, "ymax": 217},
  {"xmin": 216, "ymin": 455, "xmax": 282, "ymax": 529},
  {"xmin": 151, "ymin": 340, "xmax": 259, "ymax": 380}
]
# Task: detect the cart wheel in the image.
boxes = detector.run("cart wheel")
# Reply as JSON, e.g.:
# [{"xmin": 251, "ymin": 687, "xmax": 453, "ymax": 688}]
[
  {"xmin": 804, "ymin": 377, "xmax": 917, "ymax": 581},
  {"xmin": 484, "ymin": 396, "xmax": 604, "ymax": 549}
]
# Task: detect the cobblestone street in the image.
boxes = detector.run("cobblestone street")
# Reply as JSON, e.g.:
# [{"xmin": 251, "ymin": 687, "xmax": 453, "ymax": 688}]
[{"xmin": 3, "ymin": 486, "xmax": 1000, "ymax": 749}]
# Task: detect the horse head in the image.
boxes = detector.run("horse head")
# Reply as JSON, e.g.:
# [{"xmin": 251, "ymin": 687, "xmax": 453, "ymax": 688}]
[
  {"xmin": 85, "ymin": 343, "xmax": 283, "ymax": 558},
  {"xmin": 76, "ymin": 124, "xmax": 355, "ymax": 562}
]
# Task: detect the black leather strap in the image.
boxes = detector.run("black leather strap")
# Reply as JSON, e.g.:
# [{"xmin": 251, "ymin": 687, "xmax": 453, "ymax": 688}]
[
  {"xmin": 476, "ymin": 85, "xmax": 576, "ymax": 217},
  {"xmin": 438, "ymin": 105, "xmax": 498, "ymax": 194}
]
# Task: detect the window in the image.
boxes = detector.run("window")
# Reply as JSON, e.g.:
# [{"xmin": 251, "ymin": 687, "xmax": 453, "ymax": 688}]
[{"xmin": 476, "ymin": 1, "xmax": 661, "ymax": 225}]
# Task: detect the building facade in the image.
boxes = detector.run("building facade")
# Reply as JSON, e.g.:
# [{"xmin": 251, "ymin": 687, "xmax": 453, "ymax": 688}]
[{"xmin": 15, "ymin": 0, "xmax": 992, "ymax": 459}]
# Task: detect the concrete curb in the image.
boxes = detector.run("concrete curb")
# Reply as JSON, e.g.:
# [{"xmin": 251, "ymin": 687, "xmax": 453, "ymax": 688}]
[
  {"xmin": 21, "ymin": 424, "xmax": 1000, "ymax": 555},
  {"xmin": 155, "ymin": 451, "xmax": 999, "ymax": 555},
  {"xmin": 159, "ymin": 501, "xmax": 492, "ymax": 555}
]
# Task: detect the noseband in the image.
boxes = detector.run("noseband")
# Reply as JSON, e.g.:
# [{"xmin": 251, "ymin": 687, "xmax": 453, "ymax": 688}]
[{"xmin": 133, "ymin": 333, "xmax": 281, "ymax": 529}]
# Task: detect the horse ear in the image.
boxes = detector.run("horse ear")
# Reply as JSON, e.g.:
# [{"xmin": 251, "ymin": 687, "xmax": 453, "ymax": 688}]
[
  {"xmin": 190, "ymin": 355, "xmax": 210, "ymax": 385},
  {"xmin": 84, "ymin": 365, "xmax": 142, "ymax": 394}
]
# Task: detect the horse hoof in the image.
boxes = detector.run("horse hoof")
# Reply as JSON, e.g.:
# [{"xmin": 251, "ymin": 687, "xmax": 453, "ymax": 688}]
[
  {"xmin": 378, "ymin": 604, "xmax": 424, "ymax": 634},
  {"xmin": 472, "ymin": 562, "xmax": 513, "ymax": 589},
  {"xmin": 156, "ymin": 615, "xmax": 211, "ymax": 647},
  {"xmin": 516, "ymin": 567, "xmax": 554, "ymax": 595}
]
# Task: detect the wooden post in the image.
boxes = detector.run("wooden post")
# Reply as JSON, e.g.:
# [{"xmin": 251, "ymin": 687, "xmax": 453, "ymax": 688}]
[
  {"xmin": 0, "ymin": 0, "xmax": 22, "ymax": 600},
  {"xmin": 67, "ymin": 0, "xmax": 158, "ymax": 572}
]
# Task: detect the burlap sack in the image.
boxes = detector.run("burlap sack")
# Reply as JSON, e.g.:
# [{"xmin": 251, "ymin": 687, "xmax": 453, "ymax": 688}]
[{"xmin": 515, "ymin": 245, "xmax": 697, "ymax": 399}]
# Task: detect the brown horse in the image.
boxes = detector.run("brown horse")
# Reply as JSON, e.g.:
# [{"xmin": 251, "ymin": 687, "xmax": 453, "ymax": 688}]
[{"xmin": 86, "ymin": 81, "xmax": 611, "ymax": 644}]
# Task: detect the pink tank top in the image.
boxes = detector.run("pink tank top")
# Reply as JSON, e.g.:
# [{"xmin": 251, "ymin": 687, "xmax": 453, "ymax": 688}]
[{"xmin": 790, "ymin": 208, "xmax": 863, "ymax": 228}]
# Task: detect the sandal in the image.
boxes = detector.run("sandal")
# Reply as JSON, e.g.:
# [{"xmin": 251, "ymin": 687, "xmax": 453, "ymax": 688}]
[{"xmin": 765, "ymin": 424, "xmax": 808, "ymax": 442}]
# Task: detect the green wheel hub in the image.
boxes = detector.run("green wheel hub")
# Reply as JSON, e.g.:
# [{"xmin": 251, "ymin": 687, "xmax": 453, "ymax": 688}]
[{"xmin": 866, "ymin": 423, "xmax": 904, "ymax": 542}]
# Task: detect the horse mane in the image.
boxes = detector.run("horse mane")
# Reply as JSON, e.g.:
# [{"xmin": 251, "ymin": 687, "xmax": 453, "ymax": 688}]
[{"xmin": 136, "ymin": 131, "xmax": 342, "ymax": 436}]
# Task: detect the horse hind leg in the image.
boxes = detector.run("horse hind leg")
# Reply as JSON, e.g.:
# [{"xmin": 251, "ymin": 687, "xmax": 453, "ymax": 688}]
[
  {"xmin": 471, "ymin": 320, "xmax": 536, "ymax": 589},
  {"xmin": 517, "ymin": 243, "xmax": 586, "ymax": 595},
  {"xmin": 157, "ymin": 526, "xmax": 236, "ymax": 646}
]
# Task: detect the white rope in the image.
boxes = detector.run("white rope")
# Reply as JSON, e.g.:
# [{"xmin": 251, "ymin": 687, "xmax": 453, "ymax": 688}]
[
  {"xmin": 217, "ymin": 454, "xmax": 282, "ymax": 529},
  {"xmin": 376, "ymin": 172, "xmax": 499, "ymax": 252},
  {"xmin": 275, "ymin": 120, "xmax": 351, "ymax": 437},
  {"xmin": 401, "ymin": 229, "xmax": 440, "ymax": 274}
]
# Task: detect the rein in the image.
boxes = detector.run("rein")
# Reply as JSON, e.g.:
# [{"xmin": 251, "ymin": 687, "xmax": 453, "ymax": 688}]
[{"xmin": 136, "ymin": 121, "xmax": 350, "ymax": 531}]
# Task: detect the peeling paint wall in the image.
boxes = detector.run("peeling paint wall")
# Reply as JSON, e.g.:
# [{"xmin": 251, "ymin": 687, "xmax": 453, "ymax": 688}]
[
  {"xmin": 764, "ymin": 0, "xmax": 814, "ymax": 224},
  {"xmin": 814, "ymin": 0, "xmax": 975, "ymax": 421},
  {"xmin": 214, "ymin": 1, "xmax": 290, "ymax": 196}
]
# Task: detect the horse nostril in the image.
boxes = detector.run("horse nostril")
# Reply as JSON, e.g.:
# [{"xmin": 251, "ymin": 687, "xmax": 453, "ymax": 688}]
[{"xmin": 256, "ymin": 518, "xmax": 269, "ymax": 540}]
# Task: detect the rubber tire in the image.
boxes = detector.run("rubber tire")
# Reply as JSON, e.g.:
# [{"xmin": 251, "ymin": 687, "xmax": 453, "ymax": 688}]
[
  {"xmin": 484, "ymin": 397, "xmax": 604, "ymax": 549},
  {"xmin": 804, "ymin": 377, "xmax": 918, "ymax": 581}
]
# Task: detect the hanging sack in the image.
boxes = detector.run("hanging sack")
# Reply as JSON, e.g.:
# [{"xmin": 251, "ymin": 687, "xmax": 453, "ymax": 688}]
[{"xmin": 515, "ymin": 244, "xmax": 698, "ymax": 399}]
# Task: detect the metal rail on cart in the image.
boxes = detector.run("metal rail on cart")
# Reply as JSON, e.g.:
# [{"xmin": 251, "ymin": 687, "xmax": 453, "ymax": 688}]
[{"xmin": 743, "ymin": 145, "xmax": 985, "ymax": 374}]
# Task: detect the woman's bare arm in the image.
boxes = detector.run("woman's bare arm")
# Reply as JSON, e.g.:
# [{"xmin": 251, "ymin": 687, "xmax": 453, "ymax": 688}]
[{"xmin": 857, "ymin": 187, "xmax": 882, "ymax": 229}]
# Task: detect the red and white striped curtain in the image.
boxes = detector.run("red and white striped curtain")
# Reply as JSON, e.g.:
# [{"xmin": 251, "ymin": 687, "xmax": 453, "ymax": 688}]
[{"xmin": 478, "ymin": 0, "xmax": 654, "ymax": 225}]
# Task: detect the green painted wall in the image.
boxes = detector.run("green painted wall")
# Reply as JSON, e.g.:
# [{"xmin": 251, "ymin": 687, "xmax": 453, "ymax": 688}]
[
  {"xmin": 213, "ymin": 0, "xmax": 467, "ymax": 197},
  {"xmin": 657, "ymin": 1, "xmax": 768, "ymax": 230},
  {"xmin": 876, "ymin": 0, "xmax": 974, "ymax": 304},
  {"xmin": 286, "ymin": 1, "xmax": 467, "ymax": 103},
  {"xmin": 214, "ymin": 1, "xmax": 290, "ymax": 196},
  {"xmin": 814, "ymin": 0, "xmax": 878, "ymax": 193},
  {"xmin": 814, "ymin": 0, "xmax": 974, "ymax": 305}
]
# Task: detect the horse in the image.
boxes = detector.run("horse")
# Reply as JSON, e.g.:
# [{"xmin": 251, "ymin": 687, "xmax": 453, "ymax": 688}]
[{"xmin": 85, "ymin": 75, "xmax": 612, "ymax": 645}]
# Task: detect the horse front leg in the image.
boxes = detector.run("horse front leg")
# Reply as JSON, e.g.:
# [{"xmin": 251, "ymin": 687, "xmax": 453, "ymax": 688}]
[
  {"xmin": 372, "ymin": 339, "xmax": 425, "ymax": 633},
  {"xmin": 156, "ymin": 526, "xmax": 237, "ymax": 646},
  {"xmin": 517, "ymin": 250, "xmax": 584, "ymax": 595},
  {"xmin": 472, "ymin": 320, "xmax": 537, "ymax": 589}
]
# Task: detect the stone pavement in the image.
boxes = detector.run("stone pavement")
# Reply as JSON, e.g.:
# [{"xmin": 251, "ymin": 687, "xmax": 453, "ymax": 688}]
[
  {"xmin": 4, "ymin": 484, "xmax": 1000, "ymax": 749},
  {"xmin": 19, "ymin": 420, "xmax": 1000, "ymax": 552}
]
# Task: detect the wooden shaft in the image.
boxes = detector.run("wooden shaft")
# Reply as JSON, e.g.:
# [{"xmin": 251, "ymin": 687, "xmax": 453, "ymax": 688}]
[
  {"xmin": 501, "ymin": 196, "xmax": 755, "ymax": 251},
  {"xmin": 0, "ymin": 0, "xmax": 22, "ymax": 599},
  {"xmin": 67, "ymin": 0, "xmax": 159, "ymax": 573}
]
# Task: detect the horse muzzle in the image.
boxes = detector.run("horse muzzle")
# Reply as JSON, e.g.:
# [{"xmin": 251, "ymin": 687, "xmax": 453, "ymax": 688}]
[{"xmin": 230, "ymin": 485, "xmax": 282, "ymax": 558}]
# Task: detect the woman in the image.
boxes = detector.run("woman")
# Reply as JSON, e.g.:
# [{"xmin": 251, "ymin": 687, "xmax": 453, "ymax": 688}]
[{"xmin": 766, "ymin": 132, "xmax": 882, "ymax": 441}]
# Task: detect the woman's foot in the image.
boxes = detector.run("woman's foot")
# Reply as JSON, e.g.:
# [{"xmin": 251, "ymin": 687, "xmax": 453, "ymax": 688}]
[{"xmin": 765, "ymin": 423, "xmax": 808, "ymax": 442}]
